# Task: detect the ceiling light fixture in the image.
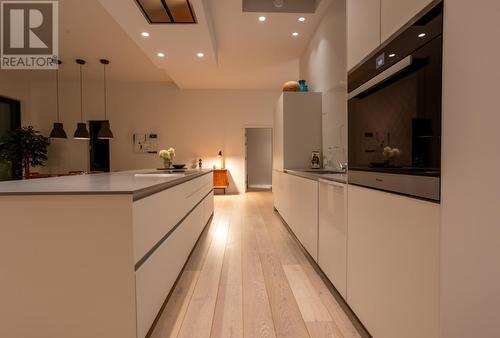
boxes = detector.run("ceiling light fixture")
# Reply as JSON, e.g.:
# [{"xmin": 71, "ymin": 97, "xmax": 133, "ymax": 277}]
[
  {"xmin": 157, "ymin": 52, "xmax": 165, "ymax": 57},
  {"xmin": 258, "ymin": 16, "xmax": 266, "ymax": 22},
  {"xmin": 273, "ymin": 0, "xmax": 284, "ymax": 8},
  {"xmin": 141, "ymin": 31, "xmax": 150, "ymax": 37},
  {"xmin": 49, "ymin": 59, "xmax": 67, "ymax": 139},
  {"xmin": 197, "ymin": 52, "xmax": 204, "ymax": 58},
  {"xmin": 418, "ymin": 33, "xmax": 426, "ymax": 38},
  {"xmin": 298, "ymin": 17, "xmax": 305, "ymax": 22},
  {"xmin": 98, "ymin": 59, "xmax": 114, "ymax": 140},
  {"xmin": 292, "ymin": 32, "xmax": 299, "ymax": 37},
  {"xmin": 389, "ymin": 53, "xmax": 396, "ymax": 58},
  {"xmin": 73, "ymin": 59, "xmax": 90, "ymax": 140}
]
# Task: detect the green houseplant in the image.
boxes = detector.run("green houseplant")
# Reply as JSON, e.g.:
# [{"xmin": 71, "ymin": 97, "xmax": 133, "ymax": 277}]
[{"xmin": 0, "ymin": 126, "xmax": 50, "ymax": 179}]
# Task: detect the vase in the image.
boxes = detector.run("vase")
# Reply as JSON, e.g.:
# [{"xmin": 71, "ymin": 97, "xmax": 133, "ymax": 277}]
[
  {"xmin": 298, "ymin": 79, "xmax": 308, "ymax": 92},
  {"xmin": 163, "ymin": 159, "xmax": 172, "ymax": 169}
]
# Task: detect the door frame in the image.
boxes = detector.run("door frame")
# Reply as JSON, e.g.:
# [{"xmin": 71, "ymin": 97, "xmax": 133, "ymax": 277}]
[{"xmin": 244, "ymin": 125, "xmax": 273, "ymax": 192}]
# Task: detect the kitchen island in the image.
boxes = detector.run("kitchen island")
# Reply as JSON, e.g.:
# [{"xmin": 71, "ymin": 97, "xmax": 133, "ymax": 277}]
[{"xmin": 0, "ymin": 169, "xmax": 214, "ymax": 338}]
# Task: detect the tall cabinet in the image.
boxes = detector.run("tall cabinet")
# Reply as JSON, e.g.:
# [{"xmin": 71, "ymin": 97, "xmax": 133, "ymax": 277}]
[{"xmin": 273, "ymin": 92, "xmax": 322, "ymax": 171}]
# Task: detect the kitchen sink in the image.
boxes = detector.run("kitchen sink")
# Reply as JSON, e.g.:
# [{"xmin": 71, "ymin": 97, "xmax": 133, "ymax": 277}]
[{"xmin": 301, "ymin": 170, "xmax": 345, "ymax": 174}]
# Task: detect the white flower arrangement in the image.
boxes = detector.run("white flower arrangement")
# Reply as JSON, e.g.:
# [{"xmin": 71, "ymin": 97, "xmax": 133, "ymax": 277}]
[{"xmin": 159, "ymin": 148, "xmax": 175, "ymax": 160}]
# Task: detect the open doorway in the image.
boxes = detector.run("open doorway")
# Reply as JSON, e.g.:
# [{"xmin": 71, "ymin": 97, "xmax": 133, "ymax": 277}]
[
  {"xmin": 89, "ymin": 120, "xmax": 110, "ymax": 172},
  {"xmin": 0, "ymin": 96, "xmax": 21, "ymax": 180},
  {"xmin": 245, "ymin": 127, "xmax": 272, "ymax": 191}
]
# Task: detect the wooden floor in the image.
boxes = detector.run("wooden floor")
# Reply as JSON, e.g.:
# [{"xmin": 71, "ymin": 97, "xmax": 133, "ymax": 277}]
[{"xmin": 150, "ymin": 192, "xmax": 369, "ymax": 338}]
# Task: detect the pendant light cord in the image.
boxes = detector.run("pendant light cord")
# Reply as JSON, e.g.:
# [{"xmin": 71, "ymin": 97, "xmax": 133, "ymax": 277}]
[
  {"xmin": 56, "ymin": 66, "xmax": 60, "ymax": 122},
  {"xmin": 79, "ymin": 63, "xmax": 83, "ymax": 122},
  {"xmin": 103, "ymin": 63, "xmax": 107, "ymax": 120}
]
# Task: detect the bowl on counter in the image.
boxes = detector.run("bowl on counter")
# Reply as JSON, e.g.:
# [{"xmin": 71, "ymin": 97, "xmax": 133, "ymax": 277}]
[{"xmin": 172, "ymin": 164, "xmax": 186, "ymax": 169}]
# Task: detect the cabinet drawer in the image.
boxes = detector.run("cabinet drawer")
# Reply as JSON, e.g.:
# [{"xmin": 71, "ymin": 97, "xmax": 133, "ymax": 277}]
[
  {"xmin": 135, "ymin": 199, "xmax": 206, "ymax": 338},
  {"xmin": 133, "ymin": 173, "xmax": 212, "ymax": 263}
]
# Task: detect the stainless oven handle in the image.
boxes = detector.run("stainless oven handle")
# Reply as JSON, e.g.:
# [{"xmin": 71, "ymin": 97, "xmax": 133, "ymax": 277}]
[{"xmin": 348, "ymin": 55, "xmax": 413, "ymax": 99}]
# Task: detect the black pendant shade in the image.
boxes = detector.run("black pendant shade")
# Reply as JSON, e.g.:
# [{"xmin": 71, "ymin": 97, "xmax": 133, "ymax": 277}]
[
  {"xmin": 50, "ymin": 122, "xmax": 68, "ymax": 138},
  {"xmin": 74, "ymin": 122, "xmax": 90, "ymax": 139},
  {"xmin": 49, "ymin": 59, "xmax": 68, "ymax": 139},
  {"xmin": 74, "ymin": 59, "xmax": 89, "ymax": 140},
  {"xmin": 97, "ymin": 121, "xmax": 114, "ymax": 139},
  {"xmin": 98, "ymin": 59, "xmax": 114, "ymax": 139}
]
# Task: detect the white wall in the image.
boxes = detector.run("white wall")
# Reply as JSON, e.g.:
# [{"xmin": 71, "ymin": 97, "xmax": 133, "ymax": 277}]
[
  {"xmin": 440, "ymin": 1, "xmax": 500, "ymax": 337},
  {"xmin": 299, "ymin": 0, "xmax": 347, "ymax": 170},
  {"xmin": 246, "ymin": 128, "xmax": 272, "ymax": 188},
  {"xmin": 6, "ymin": 78, "xmax": 279, "ymax": 194}
]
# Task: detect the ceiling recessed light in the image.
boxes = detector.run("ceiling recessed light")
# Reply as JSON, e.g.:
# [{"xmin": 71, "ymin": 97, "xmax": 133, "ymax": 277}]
[
  {"xmin": 298, "ymin": 17, "xmax": 305, "ymax": 22},
  {"xmin": 292, "ymin": 32, "xmax": 299, "ymax": 37},
  {"xmin": 141, "ymin": 31, "xmax": 150, "ymax": 37},
  {"xmin": 157, "ymin": 52, "xmax": 165, "ymax": 58},
  {"xmin": 197, "ymin": 52, "xmax": 204, "ymax": 58},
  {"xmin": 389, "ymin": 53, "xmax": 396, "ymax": 58},
  {"xmin": 418, "ymin": 33, "xmax": 426, "ymax": 38},
  {"xmin": 258, "ymin": 16, "xmax": 266, "ymax": 22}
]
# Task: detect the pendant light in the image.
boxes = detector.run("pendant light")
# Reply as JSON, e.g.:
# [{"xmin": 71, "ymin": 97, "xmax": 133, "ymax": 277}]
[
  {"xmin": 97, "ymin": 59, "xmax": 114, "ymax": 139},
  {"xmin": 73, "ymin": 58, "xmax": 90, "ymax": 140},
  {"xmin": 49, "ymin": 59, "xmax": 67, "ymax": 139}
]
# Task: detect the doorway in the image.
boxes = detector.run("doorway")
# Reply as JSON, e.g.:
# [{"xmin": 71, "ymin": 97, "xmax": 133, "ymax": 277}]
[
  {"xmin": 0, "ymin": 96, "xmax": 21, "ymax": 180},
  {"xmin": 89, "ymin": 120, "xmax": 110, "ymax": 172},
  {"xmin": 245, "ymin": 127, "xmax": 272, "ymax": 191}
]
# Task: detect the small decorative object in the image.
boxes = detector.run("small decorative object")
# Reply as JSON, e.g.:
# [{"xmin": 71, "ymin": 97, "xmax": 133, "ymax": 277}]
[
  {"xmin": 298, "ymin": 79, "xmax": 309, "ymax": 92},
  {"xmin": 282, "ymin": 80, "xmax": 300, "ymax": 92},
  {"xmin": 218, "ymin": 150, "xmax": 225, "ymax": 169},
  {"xmin": 311, "ymin": 151, "xmax": 321, "ymax": 169},
  {"xmin": 0, "ymin": 126, "xmax": 51, "ymax": 179},
  {"xmin": 159, "ymin": 147, "xmax": 175, "ymax": 168},
  {"xmin": 382, "ymin": 146, "xmax": 401, "ymax": 165},
  {"xmin": 199, "ymin": 158, "xmax": 202, "ymax": 168}
]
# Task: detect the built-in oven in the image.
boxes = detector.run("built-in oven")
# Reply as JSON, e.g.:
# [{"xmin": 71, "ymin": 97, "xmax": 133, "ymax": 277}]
[{"xmin": 347, "ymin": 1, "xmax": 443, "ymax": 201}]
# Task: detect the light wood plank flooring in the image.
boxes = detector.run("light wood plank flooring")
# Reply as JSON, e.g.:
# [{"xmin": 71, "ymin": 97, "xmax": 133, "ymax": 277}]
[{"xmin": 150, "ymin": 192, "xmax": 369, "ymax": 338}]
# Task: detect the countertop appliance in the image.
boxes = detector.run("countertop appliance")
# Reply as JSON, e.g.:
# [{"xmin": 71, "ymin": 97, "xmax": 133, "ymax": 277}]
[{"xmin": 347, "ymin": 1, "xmax": 443, "ymax": 201}]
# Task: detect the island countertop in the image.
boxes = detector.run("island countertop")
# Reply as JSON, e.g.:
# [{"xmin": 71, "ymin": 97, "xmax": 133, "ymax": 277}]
[{"xmin": 0, "ymin": 169, "xmax": 213, "ymax": 200}]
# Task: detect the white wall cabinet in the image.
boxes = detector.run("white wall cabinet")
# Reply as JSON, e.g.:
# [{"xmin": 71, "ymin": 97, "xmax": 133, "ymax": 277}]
[
  {"xmin": 318, "ymin": 179, "xmax": 347, "ymax": 299},
  {"xmin": 347, "ymin": 185, "xmax": 440, "ymax": 338},
  {"xmin": 348, "ymin": 0, "xmax": 433, "ymax": 71},
  {"xmin": 273, "ymin": 92, "xmax": 322, "ymax": 171}
]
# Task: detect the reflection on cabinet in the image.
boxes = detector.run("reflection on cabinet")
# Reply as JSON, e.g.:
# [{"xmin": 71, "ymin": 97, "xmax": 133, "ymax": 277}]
[
  {"xmin": 347, "ymin": 0, "xmax": 381, "ymax": 70},
  {"xmin": 347, "ymin": 185, "xmax": 439, "ymax": 338},
  {"xmin": 273, "ymin": 92, "xmax": 322, "ymax": 171},
  {"xmin": 381, "ymin": 0, "xmax": 434, "ymax": 41},
  {"xmin": 274, "ymin": 172, "xmax": 319, "ymax": 261},
  {"xmin": 318, "ymin": 179, "xmax": 347, "ymax": 299}
]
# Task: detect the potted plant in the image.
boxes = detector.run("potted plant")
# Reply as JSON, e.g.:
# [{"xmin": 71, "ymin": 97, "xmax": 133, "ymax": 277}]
[
  {"xmin": 158, "ymin": 147, "xmax": 175, "ymax": 168},
  {"xmin": 0, "ymin": 126, "xmax": 50, "ymax": 179}
]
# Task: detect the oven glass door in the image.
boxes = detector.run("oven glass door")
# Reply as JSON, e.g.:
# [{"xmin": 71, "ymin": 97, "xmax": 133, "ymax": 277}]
[{"xmin": 348, "ymin": 36, "xmax": 442, "ymax": 178}]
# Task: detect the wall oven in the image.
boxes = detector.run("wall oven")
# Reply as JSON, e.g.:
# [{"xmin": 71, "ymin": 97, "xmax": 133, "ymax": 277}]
[{"xmin": 347, "ymin": 2, "xmax": 443, "ymax": 201}]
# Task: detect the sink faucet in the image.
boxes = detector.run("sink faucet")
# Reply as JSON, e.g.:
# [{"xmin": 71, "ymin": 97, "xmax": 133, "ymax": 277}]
[{"xmin": 338, "ymin": 162, "xmax": 348, "ymax": 173}]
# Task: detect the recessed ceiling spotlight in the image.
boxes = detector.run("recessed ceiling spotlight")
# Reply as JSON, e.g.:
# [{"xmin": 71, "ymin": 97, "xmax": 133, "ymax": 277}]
[
  {"xmin": 141, "ymin": 31, "xmax": 150, "ymax": 37},
  {"xmin": 292, "ymin": 32, "xmax": 299, "ymax": 37},
  {"xmin": 298, "ymin": 17, "xmax": 306, "ymax": 22},
  {"xmin": 197, "ymin": 52, "xmax": 204, "ymax": 58},
  {"xmin": 157, "ymin": 52, "xmax": 165, "ymax": 58},
  {"xmin": 418, "ymin": 33, "xmax": 426, "ymax": 38},
  {"xmin": 258, "ymin": 16, "xmax": 266, "ymax": 22},
  {"xmin": 389, "ymin": 53, "xmax": 396, "ymax": 58}
]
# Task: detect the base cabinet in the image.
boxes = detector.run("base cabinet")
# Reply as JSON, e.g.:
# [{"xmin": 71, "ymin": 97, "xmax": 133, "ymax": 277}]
[
  {"xmin": 318, "ymin": 179, "xmax": 347, "ymax": 299},
  {"xmin": 347, "ymin": 185, "xmax": 440, "ymax": 338}
]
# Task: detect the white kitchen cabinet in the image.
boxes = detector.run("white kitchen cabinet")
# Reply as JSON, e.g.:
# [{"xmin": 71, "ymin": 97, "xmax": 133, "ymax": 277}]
[
  {"xmin": 347, "ymin": 185, "xmax": 440, "ymax": 338},
  {"xmin": 318, "ymin": 179, "xmax": 347, "ymax": 299},
  {"xmin": 381, "ymin": 0, "xmax": 433, "ymax": 42},
  {"xmin": 273, "ymin": 92, "xmax": 322, "ymax": 171},
  {"xmin": 347, "ymin": 0, "xmax": 381, "ymax": 70},
  {"xmin": 280, "ymin": 173, "xmax": 319, "ymax": 261}
]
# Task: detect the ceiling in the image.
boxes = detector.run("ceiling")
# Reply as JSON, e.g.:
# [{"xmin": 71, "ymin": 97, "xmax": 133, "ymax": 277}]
[
  {"xmin": 2, "ymin": 0, "xmax": 332, "ymax": 89},
  {"xmin": 98, "ymin": 0, "xmax": 331, "ymax": 89}
]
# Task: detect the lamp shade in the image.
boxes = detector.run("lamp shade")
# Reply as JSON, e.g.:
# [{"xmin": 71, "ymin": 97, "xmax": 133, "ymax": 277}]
[
  {"xmin": 73, "ymin": 122, "xmax": 90, "ymax": 140},
  {"xmin": 49, "ymin": 122, "xmax": 67, "ymax": 139},
  {"xmin": 97, "ymin": 121, "xmax": 114, "ymax": 140}
]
